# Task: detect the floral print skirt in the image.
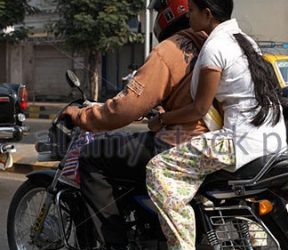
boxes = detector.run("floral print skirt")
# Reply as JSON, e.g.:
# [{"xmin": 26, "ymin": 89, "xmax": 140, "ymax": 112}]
[{"xmin": 146, "ymin": 134, "xmax": 236, "ymax": 250}]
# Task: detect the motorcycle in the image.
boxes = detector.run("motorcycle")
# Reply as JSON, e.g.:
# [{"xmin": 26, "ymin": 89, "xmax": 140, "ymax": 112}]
[{"xmin": 7, "ymin": 70, "xmax": 288, "ymax": 250}]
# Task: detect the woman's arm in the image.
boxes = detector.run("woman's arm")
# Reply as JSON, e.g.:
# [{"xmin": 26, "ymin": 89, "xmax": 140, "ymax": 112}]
[{"xmin": 160, "ymin": 69, "xmax": 221, "ymax": 126}]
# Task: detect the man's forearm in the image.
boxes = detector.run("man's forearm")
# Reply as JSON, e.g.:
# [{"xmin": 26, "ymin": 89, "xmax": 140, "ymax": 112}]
[{"xmin": 77, "ymin": 93, "xmax": 153, "ymax": 132}]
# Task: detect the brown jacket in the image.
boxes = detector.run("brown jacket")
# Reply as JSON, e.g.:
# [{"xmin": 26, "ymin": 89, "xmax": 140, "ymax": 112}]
[{"xmin": 78, "ymin": 29, "xmax": 209, "ymax": 145}]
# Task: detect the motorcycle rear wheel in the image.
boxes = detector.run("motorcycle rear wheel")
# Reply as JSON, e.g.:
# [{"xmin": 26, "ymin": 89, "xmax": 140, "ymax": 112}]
[{"xmin": 7, "ymin": 177, "xmax": 77, "ymax": 250}]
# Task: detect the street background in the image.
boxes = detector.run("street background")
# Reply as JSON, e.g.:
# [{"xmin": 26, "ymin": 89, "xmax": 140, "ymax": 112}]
[{"xmin": 1, "ymin": 1, "xmax": 288, "ymax": 249}]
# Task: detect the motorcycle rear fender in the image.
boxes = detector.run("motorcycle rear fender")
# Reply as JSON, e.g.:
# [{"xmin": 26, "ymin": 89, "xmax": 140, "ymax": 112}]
[{"xmin": 26, "ymin": 169, "xmax": 56, "ymax": 181}]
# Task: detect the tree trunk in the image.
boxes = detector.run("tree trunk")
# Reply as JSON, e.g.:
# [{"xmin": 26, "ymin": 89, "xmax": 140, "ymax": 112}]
[{"xmin": 88, "ymin": 50, "xmax": 102, "ymax": 101}]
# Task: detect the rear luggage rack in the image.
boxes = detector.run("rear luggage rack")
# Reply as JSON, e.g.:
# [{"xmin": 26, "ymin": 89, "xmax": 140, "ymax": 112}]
[{"xmin": 205, "ymin": 205, "xmax": 280, "ymax": 249}]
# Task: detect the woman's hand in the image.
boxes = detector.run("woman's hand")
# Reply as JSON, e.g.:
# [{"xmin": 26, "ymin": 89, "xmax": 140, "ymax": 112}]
[{"xmin": 148, "ymin": 113, "xmax": 164, "ymax": 132}]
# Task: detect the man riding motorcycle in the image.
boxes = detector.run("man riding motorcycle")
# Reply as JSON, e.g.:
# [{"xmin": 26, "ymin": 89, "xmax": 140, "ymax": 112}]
[{"xmin": 62, "ymin": 0, "xmax": 212, "ymax": 249}]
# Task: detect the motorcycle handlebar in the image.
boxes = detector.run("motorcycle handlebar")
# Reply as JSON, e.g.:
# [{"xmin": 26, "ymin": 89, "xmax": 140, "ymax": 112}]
[{"xmin": 59, "ymin": 114, "xmax": 75, "ymax": 130}]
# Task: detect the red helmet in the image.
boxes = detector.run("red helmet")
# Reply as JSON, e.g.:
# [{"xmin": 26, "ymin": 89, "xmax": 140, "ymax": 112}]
[{"xmin": 148, "ymin": 0, "xmax": 190, "ymax": 41}]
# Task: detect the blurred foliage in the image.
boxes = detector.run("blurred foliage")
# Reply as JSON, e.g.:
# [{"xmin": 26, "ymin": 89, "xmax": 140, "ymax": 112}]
[
  {"xmin": 54, "ymin": 0, "xmax": 145, "ymax": 53},
  {"xmin": 0, "ymin": 0, "xmax": 34, "ymax": 42}
]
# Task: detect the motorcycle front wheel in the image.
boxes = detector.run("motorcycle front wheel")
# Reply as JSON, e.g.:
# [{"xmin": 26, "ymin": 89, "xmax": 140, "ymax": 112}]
[{"xmin": 7, "ymin": 177, "xmax": 78, "ymax": 250}]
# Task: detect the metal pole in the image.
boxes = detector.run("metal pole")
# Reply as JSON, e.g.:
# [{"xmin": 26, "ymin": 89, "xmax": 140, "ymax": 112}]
[{"xmin": 145, "ymin": 0, "xmax": 151, "ymax": 59}]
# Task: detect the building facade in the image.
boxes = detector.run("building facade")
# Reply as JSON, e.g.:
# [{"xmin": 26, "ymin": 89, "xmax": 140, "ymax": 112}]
[
  {"xmin": 1, "ymin": 0, "xmax": 287, "ymax": 102},
  {"xmin": 0, "ymin": 0, "xmax": 145, "ymax": 102},
  {"xmin": 233, "ymin": 0, "xmax": 288, "ymax": 42}
]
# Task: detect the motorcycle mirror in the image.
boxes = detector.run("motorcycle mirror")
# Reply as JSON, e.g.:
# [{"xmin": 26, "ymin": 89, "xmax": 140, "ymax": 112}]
[
  {"xmin": 65, "ymin": 70, "xmax": 87, "ymax": 101},
  {"xmin": 66, "ymin": 70, "xmax": 81, "ymax": 88}
]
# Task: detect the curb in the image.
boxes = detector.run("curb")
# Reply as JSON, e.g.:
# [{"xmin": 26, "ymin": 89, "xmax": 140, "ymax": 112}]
[
  {"xmin": 25, "ymin": 103, "xmax": 65, "ymax": 120},
  {"xmin": 7, "ymin": 163, "xmax": 56, "ymax": 175},
  {"xmin": 26, "ymin": 112, "xmax": 57, "ymax": 120}
]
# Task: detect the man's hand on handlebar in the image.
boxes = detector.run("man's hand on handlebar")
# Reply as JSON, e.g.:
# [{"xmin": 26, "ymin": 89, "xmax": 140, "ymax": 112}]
[
  {"xmin": 60, "ymin": 105, "xmax": 100, "ymax": 132},
  {"xmin": 61, "ymin": 106, "xmax": 81, "ymax": 127}
]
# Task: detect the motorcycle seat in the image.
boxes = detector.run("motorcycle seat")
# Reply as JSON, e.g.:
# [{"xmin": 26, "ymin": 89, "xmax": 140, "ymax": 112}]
[{"xmin": 200, "ymin": 152, "xmax": 288, "ymax": 195}]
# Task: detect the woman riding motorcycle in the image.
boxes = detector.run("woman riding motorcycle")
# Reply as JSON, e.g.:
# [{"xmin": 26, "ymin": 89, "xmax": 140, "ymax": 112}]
[{"xmin": 145, "ymin": 0, "xmax": 288, "ymax": 249}]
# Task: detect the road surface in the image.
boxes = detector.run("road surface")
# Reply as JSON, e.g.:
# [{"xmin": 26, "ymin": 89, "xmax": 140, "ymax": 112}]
[{"xmin": 0, "ymin": 172, "xmax": 26, "ymax": 250}]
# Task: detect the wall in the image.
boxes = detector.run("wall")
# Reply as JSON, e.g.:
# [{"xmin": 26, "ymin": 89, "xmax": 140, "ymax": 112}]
[
  {"xmin": 233, "ymin": 0, "xmax": 288, "ymax": 42},
  {"xmin": 7, "ymin": 45, "xmax": 23, "ymax": 83},
  {"xmin": 102, "ymin": 43, "xmax": 144, "ymax": 99}
]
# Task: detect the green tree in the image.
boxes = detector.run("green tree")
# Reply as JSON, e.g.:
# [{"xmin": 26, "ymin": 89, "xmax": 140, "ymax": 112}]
[
  {"xmin": 54, "ymin": 0, "xmax": 145, "ymax": 100},
  {"xmin": 0, "ymin": 0, "xmax": 33, "ymax": 42}
]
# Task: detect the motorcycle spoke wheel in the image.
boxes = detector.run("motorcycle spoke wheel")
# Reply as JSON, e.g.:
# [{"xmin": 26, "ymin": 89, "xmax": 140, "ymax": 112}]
[{"xmin": 7, "ymin": 178, "xmax": 78, "ymax": 250}]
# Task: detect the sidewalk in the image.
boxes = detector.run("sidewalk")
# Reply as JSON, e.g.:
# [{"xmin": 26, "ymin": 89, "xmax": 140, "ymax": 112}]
[
  {"xmin": 10, "ymin": 101, "xmax": 67, "ymax": 173},
  {"xmin": 7, "ymin": 143, "xmax": 59, "ymax": 174}
]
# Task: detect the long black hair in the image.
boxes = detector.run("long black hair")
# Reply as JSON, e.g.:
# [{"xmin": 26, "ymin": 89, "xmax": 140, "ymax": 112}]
[
  {"xmin": 233, "ymin": 34, "xmax": 282, "ymax": 126},
  {"xmin": 191, "ymin": 0, "xmax": 282, "ymax": 126},
  {"xmin": 192, "ymin": 0, "xmax": 233, "ymax": 22}
]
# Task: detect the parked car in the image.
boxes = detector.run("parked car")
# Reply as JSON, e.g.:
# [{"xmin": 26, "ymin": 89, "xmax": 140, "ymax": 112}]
[
  {"xmin": 0, "ymin": 83, "xmax": 29, "ymax": 142},
  {"xmin": 264, "ymin": 53, "xmax": 288, "ymax": 88}
]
